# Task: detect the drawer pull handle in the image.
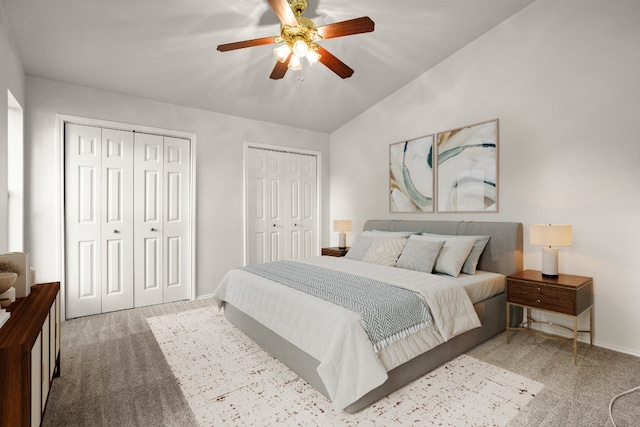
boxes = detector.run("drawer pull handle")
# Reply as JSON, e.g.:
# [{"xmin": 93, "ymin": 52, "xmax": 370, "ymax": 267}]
[
  {"xmin": 536, "ymin": 299, "xmax": 541, "ymax": 304},
  {"xmin": 536, "ymin": 287, "xmax": 541, "ymax": 292}
]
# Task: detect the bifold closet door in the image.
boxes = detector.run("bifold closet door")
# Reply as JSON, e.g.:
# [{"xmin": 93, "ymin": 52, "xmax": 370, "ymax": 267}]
[
  {"xmin": 284, "ymin": 152, "xmax": 317, "ymax": 260},
  {"xmin": 246, "ymin": 148, "xmax": 317, "ymax": 265},
  {"xmin": 134, "ymin": 133, "xmax": 191, "ymax": 306},
  {"xmin": 247, "ymin": 148, "xmax": 285, "ymax": 265},
  {"xmin": 65, "ymin": 124, "xmax": 134, "ymax": 318}
]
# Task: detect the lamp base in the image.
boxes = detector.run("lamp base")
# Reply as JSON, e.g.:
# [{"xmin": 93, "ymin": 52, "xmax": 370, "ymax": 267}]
[
  {"xmin": 541, "ymin": 246, "xmax": 559, "ymax": 276},
  {"xmin": 338, "ymin": 232, "xmax": 346, "ymax": 249}
]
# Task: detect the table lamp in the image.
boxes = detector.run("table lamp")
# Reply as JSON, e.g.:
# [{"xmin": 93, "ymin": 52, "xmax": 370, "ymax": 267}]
[
  {"xmin": 530, "ymin": 224, "xmax": 572, "ymax": 277},
  {"xmin": 333, "ymin": 220, "xmax": 352, "ymax": 249}
]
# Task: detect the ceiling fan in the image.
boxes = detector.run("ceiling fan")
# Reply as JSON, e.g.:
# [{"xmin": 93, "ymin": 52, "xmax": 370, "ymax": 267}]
[{"xmin": 217, "ymin": 0, "xmax": 375, "ymax": 80}]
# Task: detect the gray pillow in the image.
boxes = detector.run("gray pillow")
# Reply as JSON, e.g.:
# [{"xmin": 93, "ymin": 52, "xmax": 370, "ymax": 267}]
[
  {"xmin": 396, "ymin": 239, "xmax": 445, "ymax": 273},
  {"xmin": 420, "ymin": 233, "xmax": 490, "ymax": 275},
  {"xmin": 344, "ymin": 236, "xmax": 374, "ymax": 260},
  {"xmin": 413, "ymin": 234, "xmax": 476, "ymax": 277},
  {"xmin": 461, "ymin": 235, "xmax": 491, "ymax": 274}
]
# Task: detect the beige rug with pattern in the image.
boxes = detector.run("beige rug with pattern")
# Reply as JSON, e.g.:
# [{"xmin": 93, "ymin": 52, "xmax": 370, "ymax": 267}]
[{"xmin": 147, "ymin": 307, "xmax": 543, "ymax": 426}]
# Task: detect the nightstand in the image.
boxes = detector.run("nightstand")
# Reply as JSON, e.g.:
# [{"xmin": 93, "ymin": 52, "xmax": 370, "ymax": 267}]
[
  {"xmin": 321, "ymin": 247, "xmax": 350, "ymax": 257},
  {"xmin": 506, "ymin": 270, "xmax": 593, "ymax": 364}
]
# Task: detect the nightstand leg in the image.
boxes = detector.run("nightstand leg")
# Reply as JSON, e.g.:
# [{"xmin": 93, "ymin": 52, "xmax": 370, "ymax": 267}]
[
  {"xmin": 573, "ymin": 317, "xmax": 578, "ymax": 365},
  {"xmin": 506, "ymin": 302, "xmax": 511, "ymax": 343},
  {"xmin": 589, "ymin": 306, "xmax": 594, "ymax": 346}
]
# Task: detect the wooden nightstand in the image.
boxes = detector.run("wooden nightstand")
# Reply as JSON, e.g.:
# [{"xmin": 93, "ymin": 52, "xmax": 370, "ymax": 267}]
[
  {"xmin": 506, "ymin": 270, "xmax": 593, "ymax": 364},
  {"xmin": 321, "ymin": 247, "xmax": 350, "ymax": 257}
]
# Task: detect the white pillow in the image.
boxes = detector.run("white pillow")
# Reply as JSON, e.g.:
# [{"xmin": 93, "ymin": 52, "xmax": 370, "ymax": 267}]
[
  {"xmin": 395, "ymin": 239, "xmax": 445, "ymax": 273},
  {"xmin": 361, "ymin": 237, "xmax": 408, "ymax": 267},
  {"xmin": 420, "ymin": 233, "xmax": 490, "ymax": 275},
  {"xmin": 411, "ymin": 234, "xmax": 476, "ymax": 277}
]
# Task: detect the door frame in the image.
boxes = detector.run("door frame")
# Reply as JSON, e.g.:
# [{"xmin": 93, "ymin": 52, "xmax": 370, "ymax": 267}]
[
  {"xmin": 57, "ymin": 114, "xmax": 197, "ymax": 320},
  {"xmin": 243, "ymin": 142, "xmax": 322, "ymax": 266}
]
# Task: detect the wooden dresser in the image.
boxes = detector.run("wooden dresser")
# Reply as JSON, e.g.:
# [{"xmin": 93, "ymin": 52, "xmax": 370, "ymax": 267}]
[{"xmin": 0, "ymin": 282, "xmax": 61, "ymax": 426}]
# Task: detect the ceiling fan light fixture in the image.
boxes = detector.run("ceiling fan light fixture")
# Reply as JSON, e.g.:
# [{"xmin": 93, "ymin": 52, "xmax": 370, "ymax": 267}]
[
  {"xmin": 305, "ymin": 49, "xmax": 321, "ymax": 66},
  {"xmin": 273, "ymin": 44, "xmax": 292, "ymax": 63},
  {"xmin": 292, "ymin": 39, "xmax": 309, "ymax": 58},
  {"xmin": 288, "ymin": 54, "xmax": 302, "ymax": 70}
]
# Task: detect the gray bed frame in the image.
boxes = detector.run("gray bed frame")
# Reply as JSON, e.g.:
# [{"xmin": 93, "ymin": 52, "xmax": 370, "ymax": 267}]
[{"xmin": 224, "ymin": 219, "xmax": 523, "ymax": 413}]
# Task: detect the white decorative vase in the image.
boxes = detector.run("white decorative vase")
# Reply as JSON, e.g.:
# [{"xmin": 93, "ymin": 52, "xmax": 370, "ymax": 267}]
[{"xmin": 0, "ymin": 272, "xmax": 17, "ymax": 294}]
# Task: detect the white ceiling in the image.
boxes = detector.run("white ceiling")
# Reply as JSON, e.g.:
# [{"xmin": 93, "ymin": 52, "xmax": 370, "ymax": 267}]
[{"xmin": 1, "ymin": 0, "xmax": 535, "ymax": 133}]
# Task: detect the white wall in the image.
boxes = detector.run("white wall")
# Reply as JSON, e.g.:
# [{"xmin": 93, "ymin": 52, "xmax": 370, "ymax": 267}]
[
  {"xmin": 25, "ymin": 76, "xmax": 330, "ymax": 302},
  {"xmin": 0, "ymin": 2, "xmax": 25, "ymax": 253},
  {"xmin": 330, "ymin": 0, "xmax": 640, "ymax": 356}
]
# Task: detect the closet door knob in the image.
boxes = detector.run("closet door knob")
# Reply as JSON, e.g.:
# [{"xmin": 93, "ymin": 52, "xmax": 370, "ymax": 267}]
[
  {"xmin": 113, "ymin": 230, "xmax": 120, "ymax": 234},
  {"xmin": 151, "ymin": 228, "xmax": 158, "ymax": 232}
]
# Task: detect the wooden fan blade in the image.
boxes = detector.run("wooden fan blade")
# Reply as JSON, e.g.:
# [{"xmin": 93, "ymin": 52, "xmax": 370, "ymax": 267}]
[
  {"xmin": 316, "ymin": 46, "xmax": 354, "ymax": 78},
  {"xmin": 317, "ymin": 16, "xmax": 374, "ymax": 40},
  {"xmin": 217, "ymin": 36, "xmax": 278, "ymax": 52},
  {"xmin": 268, "ymin": 0, "xmax": 299, "ymax": 27},
  {"xmin": 270, "ymin": 54, "xmax": 291, "ymax": 80}
]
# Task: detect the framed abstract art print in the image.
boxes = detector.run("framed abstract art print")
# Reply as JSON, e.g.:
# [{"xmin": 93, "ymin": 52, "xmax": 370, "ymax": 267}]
[
  {"xmin": 389, "ymin": 134, "xmax": 434, "ymax": 212},
  {"xmin": 436, "ymin": 119, "xmax": 499, "ymax": 212}
]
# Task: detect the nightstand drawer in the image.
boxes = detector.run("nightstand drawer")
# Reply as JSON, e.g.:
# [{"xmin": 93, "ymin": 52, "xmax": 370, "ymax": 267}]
[
  {"xmin": 321, "ymin": 247, "xmax": 350, "ymax": 257},
  {"xmin": 507, "ymin": 279, "xmax": 576, "ymax": 315}
]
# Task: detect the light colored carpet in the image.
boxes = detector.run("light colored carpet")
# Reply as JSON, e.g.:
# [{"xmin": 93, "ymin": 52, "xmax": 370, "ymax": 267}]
[{"xmin": 147, "ymin": 307, "xmax": 544, "ymax": 426}]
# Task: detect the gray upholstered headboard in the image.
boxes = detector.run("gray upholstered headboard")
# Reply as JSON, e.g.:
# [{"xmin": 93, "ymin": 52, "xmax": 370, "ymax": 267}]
[{"xmin": 363, "ymin": 220, "xmax": 523, "ymax": 276}]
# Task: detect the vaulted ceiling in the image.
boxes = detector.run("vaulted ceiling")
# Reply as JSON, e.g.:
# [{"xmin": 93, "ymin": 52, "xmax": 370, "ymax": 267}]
[{"xmin": 1, "ymin": 0, "xmax": 535, "ymax": 133}]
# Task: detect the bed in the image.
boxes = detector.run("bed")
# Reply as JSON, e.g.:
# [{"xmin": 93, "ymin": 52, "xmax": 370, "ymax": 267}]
[{"xmin": 213, "ymin": 219, "xmax": 523, "ymax": 413}]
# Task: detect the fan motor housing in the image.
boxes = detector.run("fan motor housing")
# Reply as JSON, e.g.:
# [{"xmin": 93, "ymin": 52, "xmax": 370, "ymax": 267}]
[{"xmin": 288, "ymin": 0, "xmax": 307, "ymax": 16}]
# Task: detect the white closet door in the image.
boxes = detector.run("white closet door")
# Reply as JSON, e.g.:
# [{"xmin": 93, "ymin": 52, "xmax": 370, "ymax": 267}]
[
  {"xmin": 134, "ymin": 133, "xmax": 164, "ymax": 307},
  {"xmin": 246, "ymin": 148, "xmax": 286, "ymax": 264},
  {"xmin": 162, "ymin": 136, "xmax": 191, "ymax": 302},
  {"xmin": 246, "ymin": 148, "xmax": 317, "ymax": 264},
  {"xmin": 100, "ymin": 129, "xmax": 134, "ymax": 313},
  {"xmin": 66, "ymin": 125, "xmax": 134, "ymax": 316},
  {"xmin": 299, "ymin": 153, "xmax": 317, "ymax": 258},
  {"xmin": 65, "ymin": 124, "xmax": 103, "ymax": 318}
]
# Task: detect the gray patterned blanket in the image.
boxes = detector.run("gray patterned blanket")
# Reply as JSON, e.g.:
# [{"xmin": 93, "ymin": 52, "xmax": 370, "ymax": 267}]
[{"xmin": 241, "ymin": 260, "xmax": 433, "ymax": 351}]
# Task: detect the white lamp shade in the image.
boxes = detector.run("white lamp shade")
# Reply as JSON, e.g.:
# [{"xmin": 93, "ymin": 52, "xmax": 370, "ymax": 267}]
[
  {"xmin": 273, "ymin": 44, "xmax": 291, "ymax": 63},
  {"xmin": 305, "ymin": 50, "xmax": 321, "ymax": 65},
  {"xmin": 530, "ymin": 224, "xmax": 572, "ymax": 247},
  {"xmin": 288, "ymin": 54, "xmax": 302, "ymax": 70},
  {"xmin": 333, "ymin": 220, "xmax": 352, "ymax": 232}
]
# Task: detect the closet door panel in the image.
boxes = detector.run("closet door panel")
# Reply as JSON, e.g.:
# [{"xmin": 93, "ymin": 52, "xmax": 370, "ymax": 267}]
[
  {"xmin": 247, "ymin": 149, "xmax": 268, "ymax": 265},
  {"xmin": 134, "ymin": 133, "xmax": 164, "ymax": 307},
  {"xmin": 101, "ymin": 128, "xmax": 134, "ymax": 313},
  {"xmin": 267, "ymin": 152, "xmax": 285, "ymax": 262},
  {"xmin": 300, "ymin": 154, "xmax": 317, "ymax": 258},
  {"xmin": 163, "ymin": 137, "xmax": 191, "ymax": 302},
  {"xmin": 65, "ymin": 124, "xmax": 103, "ymax": 318}
]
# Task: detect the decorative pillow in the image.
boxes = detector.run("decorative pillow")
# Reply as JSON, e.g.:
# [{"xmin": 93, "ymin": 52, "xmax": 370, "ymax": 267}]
[
  {"xmin": 412, "ymin": 234, "xmax": 476, "ymax": 277},
  {"xmin": 420, "ymin": 233, "xmax": 490, "ymax": 275},
  {"xmin": 461, "ymin": 236, "xmax": 490, "ymax": 274},
  {"xmin": 395, "ymin": 239, "xmax": 445, "ymax": 273},
  {"xmin": 344, "ymin": 236, "xmax": 374, "ymax": 261},
  {"xmin": 361, "ymin": 237, "xmax": 408, "ymax": 267}
]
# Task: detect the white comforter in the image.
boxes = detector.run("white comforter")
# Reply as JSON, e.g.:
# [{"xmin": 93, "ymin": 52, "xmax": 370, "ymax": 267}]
[{"xmin": 213, "ymin": 256, "xmax": 481, "ymax": 410}]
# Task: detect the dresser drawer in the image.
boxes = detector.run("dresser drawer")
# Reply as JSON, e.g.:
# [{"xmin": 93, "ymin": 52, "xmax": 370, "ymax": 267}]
[{"xmin": 507, "ymin": 279, "xmax": 576, "ymax": 315}]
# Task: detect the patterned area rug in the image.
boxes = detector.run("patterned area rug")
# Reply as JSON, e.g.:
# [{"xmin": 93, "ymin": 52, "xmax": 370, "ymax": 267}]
[{"xmin": 147, "ymin": 308, "xmax": 543, "ymax": 426}]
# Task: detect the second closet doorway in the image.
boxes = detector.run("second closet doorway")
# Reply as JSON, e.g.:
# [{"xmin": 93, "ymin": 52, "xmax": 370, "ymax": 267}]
[{"xmin": 245, "ymin": 146, "xmax": 319, "ymax": 265}]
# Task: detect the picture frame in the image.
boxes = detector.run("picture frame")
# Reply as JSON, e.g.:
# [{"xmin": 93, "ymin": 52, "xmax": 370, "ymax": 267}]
[
  {"xmin": 389, "ymin": 134, "xmax": 435, "ymax": 212},
  {"xmin": 436, "ymin": 119, "xmax": 499, "ymax": 212}
]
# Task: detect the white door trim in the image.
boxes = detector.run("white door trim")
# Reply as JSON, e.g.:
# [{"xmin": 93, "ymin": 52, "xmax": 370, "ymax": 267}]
[
  {"xmin": 243, "ymin": 142, "xmax": 322, "ymax": 266},
  {"xmin": 57, "ymin": 114, "xmax": 197, "ymax": 320}
]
